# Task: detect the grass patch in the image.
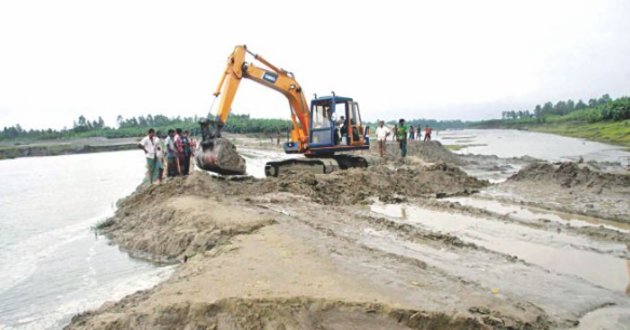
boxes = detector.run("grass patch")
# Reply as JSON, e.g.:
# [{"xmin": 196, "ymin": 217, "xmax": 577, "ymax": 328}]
[
  {"xmin": 445, "ymin": 144, "xmax": 465, "ymax": 151},
  {"xmin": 531, "ymin": 120, "xmax": 630, "ymax": 148}
]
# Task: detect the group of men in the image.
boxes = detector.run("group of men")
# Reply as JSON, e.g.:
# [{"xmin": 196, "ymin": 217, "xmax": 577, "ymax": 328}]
[
  {"xmin": 138, "ymin": 128, "xmax": 196, "ymax": 184},
  {"xmin": 375, "ymin": 120, "xmax": 434, "ymax": 158}
]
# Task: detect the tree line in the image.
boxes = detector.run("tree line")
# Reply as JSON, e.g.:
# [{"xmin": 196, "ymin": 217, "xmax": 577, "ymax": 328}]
[
  {"xmin": 498, "ymin": 94, "xmax": 629, "ymax": 122},
  {"xmin": 1, "ymin": 114, "xmax": 292, "ymax": 141}
]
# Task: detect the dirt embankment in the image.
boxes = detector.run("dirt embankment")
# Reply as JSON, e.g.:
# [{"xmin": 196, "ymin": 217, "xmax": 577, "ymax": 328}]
[
  {"xmin": 509, "ymin": 161, "xmax": 630, "ymax": 190},
  {"xmin": 97, "ymin": 158, "xmax": 488, "ymax": 262},
  {"xmin": 257, "ymin": 163, "xmax": 488, "ymax": 204},
  {"xmin": 492, "ymin": 161, "xmax": 630, "ymax": 222},
  {"xmin": 0, "ymin": 142, "xmax": 137, "ymax": 159},
  {"xmin": 0, "ymin": 137, "xmax": 139, "ymax": 160},
  {"xmin": 71, "ymin": 169, "xmax": 549, "ymax": 329},
  {"xmin": 67, "ymin": 140, "xmax": 628, "ymax": 329}
]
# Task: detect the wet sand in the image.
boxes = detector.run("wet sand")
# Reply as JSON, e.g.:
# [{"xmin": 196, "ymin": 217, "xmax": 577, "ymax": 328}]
[{"xmin": 65, "ymin": 139, "xmax": 630, "ymax": 329}]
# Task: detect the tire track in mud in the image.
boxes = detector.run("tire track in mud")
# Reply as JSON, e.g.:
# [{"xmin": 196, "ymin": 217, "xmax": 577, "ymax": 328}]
[{"xmin": 257, "ymin": 197, "xmax": 628, "ymax": 328}]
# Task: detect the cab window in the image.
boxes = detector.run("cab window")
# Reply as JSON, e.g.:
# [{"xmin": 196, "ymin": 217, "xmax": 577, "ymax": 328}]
[{"xmin": 313, "ymin": 104, "xmax": 332, "ymax": 129}]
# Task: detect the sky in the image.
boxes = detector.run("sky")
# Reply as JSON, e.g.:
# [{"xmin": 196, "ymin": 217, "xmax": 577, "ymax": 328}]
[{"xmin": 0, "ymin": 0, "xmax": 629, "ymax": 130}]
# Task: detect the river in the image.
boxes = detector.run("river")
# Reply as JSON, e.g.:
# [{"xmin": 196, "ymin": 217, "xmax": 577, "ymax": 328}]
[
  {"xmin": 0, "ymin": 151, "xmax": 175, "ymax": 329},
  {"xmin": 434, "ymin": 128, "xmax": 630, "ymax": 166},
  {"xmin": 0, "ymin": 130, "xmax": 628, "ymax": 329}
]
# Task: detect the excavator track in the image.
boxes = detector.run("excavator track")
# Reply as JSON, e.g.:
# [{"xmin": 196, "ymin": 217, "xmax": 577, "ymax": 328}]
[{"xmin": 264, "ymin": 154, "xmax": 370, "ymax": 177}]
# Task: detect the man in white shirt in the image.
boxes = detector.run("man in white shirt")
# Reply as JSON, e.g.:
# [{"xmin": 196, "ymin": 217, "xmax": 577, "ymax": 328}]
[
  {"xmin": 138, "ymin": 128, "xmax": 163, "ymax": 184},
  {"xmin": 375, "ymin": 120, "xmax": 391, "ymax": 158}
]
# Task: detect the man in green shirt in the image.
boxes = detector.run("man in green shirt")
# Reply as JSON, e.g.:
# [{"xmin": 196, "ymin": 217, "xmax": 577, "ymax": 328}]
[{"xmin": 396, "ymin": 118, "xmax": 408, "ymax": 158}]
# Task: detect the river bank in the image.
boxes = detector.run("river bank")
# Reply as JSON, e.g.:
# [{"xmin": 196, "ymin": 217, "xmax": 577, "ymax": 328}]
[
  {"xmin": 0, "ymin": 137, "xmax": 139, "ymax": 160},
  {"xmin": 0, "ymin": 133, "xmax": 283, "ymax": 161},
  {"xmin": 65, "ymin": 139, "xmax": 630, "ymax": 329},
  {"xmin": 471, "ymin": 120, "xmax": 630, "ymax": 149}
]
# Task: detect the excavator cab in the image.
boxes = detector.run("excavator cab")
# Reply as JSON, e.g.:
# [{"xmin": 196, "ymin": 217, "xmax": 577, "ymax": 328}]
[{"xmin": 307, "ymin": 95, "xmax": 370, "ymax": 155}]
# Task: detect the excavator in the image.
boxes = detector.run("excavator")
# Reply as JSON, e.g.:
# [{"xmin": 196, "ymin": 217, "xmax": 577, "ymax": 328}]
[{"xmin": 196, "ymin": 45, "xmax": 371, "ymax": 177}]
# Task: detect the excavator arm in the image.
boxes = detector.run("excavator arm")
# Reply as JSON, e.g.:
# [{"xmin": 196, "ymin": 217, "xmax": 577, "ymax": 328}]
[{"xmin": 210, "ymin": 45, "xmax": 311, "ymax": 152}]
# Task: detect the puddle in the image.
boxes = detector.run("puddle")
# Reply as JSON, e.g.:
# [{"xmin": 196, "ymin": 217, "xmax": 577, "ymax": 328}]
[
  {"xmin": 238, "ymin": 148, "xmax": 298, "ymax": 178},
  {"xmin": 444, "ymin": 196, "xmax": 630, "ymax": 233},
  {"xmin": 370, "ymin": 203, "xmax": 630, "ymax": 293}
]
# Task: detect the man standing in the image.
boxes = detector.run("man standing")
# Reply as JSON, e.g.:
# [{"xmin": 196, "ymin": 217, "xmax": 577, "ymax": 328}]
[
  {"xmin": 165, "ymin": 129, "xmax": 178, "ymax": 177},
  {"xmin": 375, "ymin": 120, "xmax": 391, "ymax": 158},
  {"xmin": 174, "ymin": 128, "xmax": 184, "ymax": 175},
  {"xmin": 424, "ymin": 125, "xmax": 432, "ymax": 142},
  {"xmin": 138, "ymin": 128, "xmax": 161, "ymax": 184},
  {"xmin": 409, "ymin": 126, "xmax": 415, "ymax": 141},
  {"xmin": 180, "ymin": 130, "xmax": 192, "ymax": 175},
  {"xmin": 397, "ymin": 119, "xmax": 408, "ymax": 158}
]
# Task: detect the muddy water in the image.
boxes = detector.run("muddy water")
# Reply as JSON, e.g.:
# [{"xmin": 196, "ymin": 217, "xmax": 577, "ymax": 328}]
[
  {"xmin": 436, "ymin": 129, "xmax": 630, "ymax": 166},
  {"xmin": 370, "ymin": 203, "xmax": 629, "ymax": 294},
  {"xmin": 445, "ymin": 196, "xmax": 630, "ymax": 233},
  {"xmin": 0, "ymin": 151, "xmax": 174, "ymax": 329},
  {"xmin": 238, "ymin": 147, "xmax": 297, "ymax": 178}
]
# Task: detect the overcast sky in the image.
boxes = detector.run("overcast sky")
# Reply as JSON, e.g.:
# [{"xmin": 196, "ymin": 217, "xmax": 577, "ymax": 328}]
[{"xmin": 1, "ymin": 0, "xmax": 629, "ymax": 130}]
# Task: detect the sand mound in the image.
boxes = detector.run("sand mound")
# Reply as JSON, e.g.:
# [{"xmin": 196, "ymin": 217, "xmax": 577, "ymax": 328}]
[
  {"xmin": 373, "ymin": 141, "xmax": 465, "ymax": 165},
  {"xmin": 98, "ymin": 177, "xmax": 275, "ymax": 261},
  {"xmin": 406, "ymin": 141, "xmax": 465, "ymax": 164},
  {"xmin": 256, "ymin": 163, "xmax": 488, "ymax": 204},
  {"xmin": 508, "ymin": 161, "xmax": 630, "ymax": 189}
]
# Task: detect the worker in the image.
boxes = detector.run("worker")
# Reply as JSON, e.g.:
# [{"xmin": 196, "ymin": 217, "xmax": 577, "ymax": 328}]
[
  {"xmin": 180, "ymin": 130, "xmax": 192, "ymax": 175},
  {"xmin": 138, "ymin": 128, "xmax": 162, "ymax": 184},
  {"xmin": 156, "ymin": 131, "xmax": 166, "ymax": 182},
  {"xmin": 165, "ymin": 129, "xmax": 178, "ymax": 177},
  {"xmin": 375, "ymin": 120, "xmax": 391, "ymax": 158},
  {"xmin": 174, "ymin": 128, "xmax": 184, "ymax": 174},
  {"xmin": 338, "ymin": 115, "xmax": 347, "ymax": 135},
  {"xmin": 397, "ymin": 119, "xmax": 408, "ymax": 158},
  {"xmin": 424, "ymin": 125, "xmax": 432, "ymax": 142}
]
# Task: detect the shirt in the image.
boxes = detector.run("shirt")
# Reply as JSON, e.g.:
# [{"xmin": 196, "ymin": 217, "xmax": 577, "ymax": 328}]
[
  {"xmin": 155, "ymin": 139, "xmax": 164, "ymax": 159},
  {"xmin": 180, "ymin": 135, "xmax": 191, "ymax": 156},
  {"xmin": 165, "ymin": 136, "xmax": 177, "ymax": 158},
  {"xmin": 174, "ymin": 134, "xmax": 183, "ymax": 154},
  {"xmin": 138, "ymin": 135, "xmax": 159, "ymax": 159},
  {"xmin": 397, "ymin": 125, "xmax": 408, "ymax": 141},
  {"xmin": 375, "ymin": 126, "xmax": 391, "ymax": 141}
]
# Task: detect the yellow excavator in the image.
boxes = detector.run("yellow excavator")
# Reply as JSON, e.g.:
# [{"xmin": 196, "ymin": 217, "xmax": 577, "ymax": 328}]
[{"xmin": 196, "ymin": 45, "xmax": 371, "ymax": 177}]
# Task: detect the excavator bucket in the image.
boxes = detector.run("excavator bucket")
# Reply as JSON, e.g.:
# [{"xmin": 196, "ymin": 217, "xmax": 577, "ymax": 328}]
[
  {"xmin": 195, "ymin": 118, "xmax": 246, "ymax": 175},
  {"xmin": 195, "ymin": 137, "xmax": 246, "ymax": 175}
]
